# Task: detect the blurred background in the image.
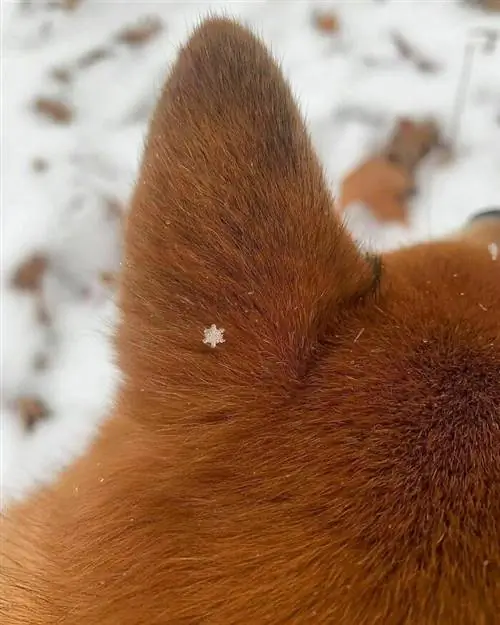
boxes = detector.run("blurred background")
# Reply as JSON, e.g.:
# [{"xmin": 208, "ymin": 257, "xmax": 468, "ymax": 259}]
[{"xmin": 1, "ymin": 0, "xmax": 500, "ymax": 504}]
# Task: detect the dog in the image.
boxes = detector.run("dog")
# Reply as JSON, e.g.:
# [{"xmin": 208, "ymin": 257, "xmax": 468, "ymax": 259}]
[{"xmin": 2, "ymin": 18, "xmax": 500, "ymax": 624}]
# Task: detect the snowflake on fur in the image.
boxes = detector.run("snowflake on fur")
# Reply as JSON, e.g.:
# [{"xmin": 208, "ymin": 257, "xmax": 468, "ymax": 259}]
[{"xmin": 203, "ymin": 324, "xmax": 225, "ymax": 348}]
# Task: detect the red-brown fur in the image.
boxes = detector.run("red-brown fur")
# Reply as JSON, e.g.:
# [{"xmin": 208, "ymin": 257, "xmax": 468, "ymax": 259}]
[{"xmin": 2, "ymin": 19, "xmax": 500, "ymax": 624}]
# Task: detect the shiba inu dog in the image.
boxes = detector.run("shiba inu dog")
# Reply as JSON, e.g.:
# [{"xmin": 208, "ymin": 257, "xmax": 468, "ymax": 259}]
[{"xmin": 2, "ymin": 18, "xmax": 500, "ymax": 625}]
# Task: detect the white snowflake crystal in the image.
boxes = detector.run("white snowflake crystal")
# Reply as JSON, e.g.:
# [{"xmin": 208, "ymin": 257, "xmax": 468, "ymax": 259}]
[
  {"xmin": 488, "ymin": 242, "xmax": 498, "ymax": 261},
  {"xmin": 203, "ymin": 324, "xmax": 225, "ymax": 348}
]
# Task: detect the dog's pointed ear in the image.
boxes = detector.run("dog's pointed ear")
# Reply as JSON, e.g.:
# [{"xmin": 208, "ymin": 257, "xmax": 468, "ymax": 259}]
[{"xmin": 119, "ymin": 18, "xmax": 373, "ymax": 425}]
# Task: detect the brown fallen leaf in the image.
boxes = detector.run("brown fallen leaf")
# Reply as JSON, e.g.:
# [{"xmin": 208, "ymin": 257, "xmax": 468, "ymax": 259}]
[
  {"xmin": 11, "ymin": 254, "xmax": 49, "ymax": 291},
  {"xmin": 384, "ymin": 118, "xmax": 442, "ymax": 173},
  {"xmin": 34, "ymin": 97, "xmax": 74, "ymax": 124},
  {"xmin": 312, "ymin": 10, "xmax": 340, "ymax": 34},
  {"xmin": 57, "ymin": 0, "xmax": 84, "ymax": 10},
  {"xmin": 338, "ymin": 156, "xmax": 414, "ymax": 225},
  {"xmin": 483, "ymin": 0, "xmax": 500, "ymax": 12},
  {"xmin": 116, "ymin": 17, "xmax": 164, "ymax": 47},
  {"xmin": 16, "ymin": 396, "xmax": 50, "ymax": 431},
  {"xmin": 77, "ymin": 46, "xmax": 113, "ymax": 69}
]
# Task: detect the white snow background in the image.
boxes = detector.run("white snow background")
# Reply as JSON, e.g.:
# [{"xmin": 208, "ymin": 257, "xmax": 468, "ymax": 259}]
[{"xmin": 1, "ymin": 0, "xmax": 500, "ymax": 506}]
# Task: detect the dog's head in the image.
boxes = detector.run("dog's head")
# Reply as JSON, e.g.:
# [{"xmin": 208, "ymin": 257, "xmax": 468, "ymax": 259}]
[{"xmin": 114, "ymin": 18, "xmax": 500, "ymax": 624}]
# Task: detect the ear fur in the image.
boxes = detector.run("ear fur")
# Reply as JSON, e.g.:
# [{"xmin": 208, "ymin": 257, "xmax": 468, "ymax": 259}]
[{"xmin": 118, "ymin": 18, "xmax": 373, "ymax": 425}]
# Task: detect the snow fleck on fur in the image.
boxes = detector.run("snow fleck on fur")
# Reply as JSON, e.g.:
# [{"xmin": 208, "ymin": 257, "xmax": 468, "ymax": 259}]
[
  {"xmin": 203, "ymin": 324, "xmax": 225, "ymax": 349},
  {"xmin": 488, "ymin": 242, "xmax": 498, "ymax": 260}
]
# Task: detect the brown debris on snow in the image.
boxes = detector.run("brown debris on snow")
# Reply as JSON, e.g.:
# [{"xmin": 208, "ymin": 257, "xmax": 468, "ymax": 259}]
[
  {"xmin": 312, "ymin": 10, "xmax": 341, "ymax": 35},
  {"xmin": 36, "ymin": 295, "xmax": 52, "ymax": 326},
  {"xmin": 33, "ymin": 353, "xmax": 49, "ymax": 371},
  {"xmin": 55, "ymin": 0, "xmax": 84, "ymax": 11},
  {"xmin": 338, "ymin": 117, "xmax": 450, "ymax": 225},
  {"xmin": 478, "ymin": 28, "xmax": 499, "ymax": 53},
  {"xmin": 77, "ymin": 46, "xmax": 113, "ymax": 69},
  {"xmin": 50, "ymin": 66, "xmax": 72, "ymax": 84},
  {"xmin": 63, "ymin": 0, "xmax": 84, "ymax": 9},
  {"xmin": 115, "ymin": 17, "xmax": 164, "ymax": 47},
  {"xmin": 384, "ymin": 118, "xmax": 443, "ymax": 173},
  {"xmin": 32, "ymin": 158, "xmax": 50, "ymax": 173},
  {"xmin": 338, "ymin": 156, "xmax": 414, "ymax": 225},
  {"xmin": 433, "ymin": 142, "xmax": 455, "ymax": 166},
  {"xmin": 51, "ymin": 48, "xmax": 113, "ymax": 84},
  {"xmin": 105, "ymin": 197, "xmax": 124, "ymax": 222},
  {"xmin": 472, "ymin": 0, "xmax": 500, "ymax": 12},
  {"xmin": 338, "ymin": 117, "xmax": 451, "ymax": 225},
  {"xmin": 104, "ymin": 197, "xmax": 126, "ymax": 243},
  {"xmin": 34, "ymin": 97, "xmax": 74, "ymax": 124},
  {"xmin": 391, "ymin": 32, "xmax": 440, "ymax": 73},
  {"xmin": 15, "ymin": 396, "xmax": 50, "ymax": 432},
  {"xmin": 99, "ymin": 271, "xmax": 118, "ymax": 290},
  {"xmin": 23, "ymin": 0, "xmax": 85, "ymax": 10},
  {"xmin": 11, "ymin": 254, "xmax": 49, "ymax": 292}
]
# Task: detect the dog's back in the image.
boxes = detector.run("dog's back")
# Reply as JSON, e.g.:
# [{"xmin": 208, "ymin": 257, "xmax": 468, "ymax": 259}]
[{"xmin": 2, "ymin": 19, "xmax": 500, "ymax": 624}]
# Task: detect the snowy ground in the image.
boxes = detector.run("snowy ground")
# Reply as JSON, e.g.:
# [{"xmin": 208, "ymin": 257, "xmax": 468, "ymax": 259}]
[{"xmin": 2, "ymin": 0, "xmax": 500, "ymax": 506}]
